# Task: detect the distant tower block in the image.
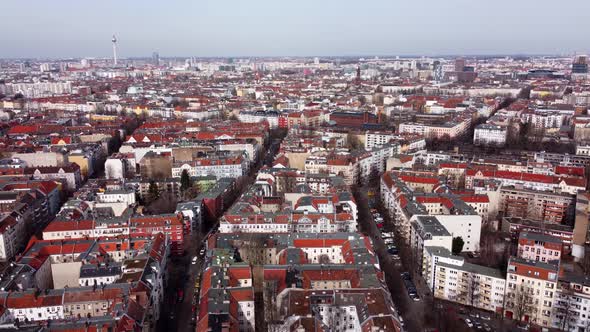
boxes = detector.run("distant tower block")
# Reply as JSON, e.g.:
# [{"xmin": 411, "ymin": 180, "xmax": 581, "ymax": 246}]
[{"xmin": 112, "ymin": 35, "xmax": 118, "ymax": 66}]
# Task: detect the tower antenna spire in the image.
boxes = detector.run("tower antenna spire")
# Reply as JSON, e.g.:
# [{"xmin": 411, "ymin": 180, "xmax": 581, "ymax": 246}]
[{"xmin": 112, "ymin": 35, "xmax": 118, "ymax": 66}]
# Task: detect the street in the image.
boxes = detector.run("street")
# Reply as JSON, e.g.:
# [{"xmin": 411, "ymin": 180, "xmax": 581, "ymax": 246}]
[
  {"xmin": 157, "ymin": 131, "xmax": 286, "ymax": 332},
  {"xmin": 157, "ymin": 230, "xmax": 205, "ymax": 332},
  {"xmin": 356, "ymin": 185, "xmax": 537, "ymax": 332},
  {"xmin": 354, "ymin": 185, "xmax": 427, "ymax": 332}
]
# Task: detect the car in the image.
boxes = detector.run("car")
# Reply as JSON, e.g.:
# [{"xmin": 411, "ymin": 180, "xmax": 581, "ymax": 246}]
[
  {"xmin": 516, "ymin": 323, "xmax": 529, "ymax": 330},
  {"xmin": 483, "ymin": 323, "xmax": 492, "ymax": 331},
  {"xmin": 169, "ymin": 311, "xmax": 176, "ymax": 320},
  {"xmin": 400, "ymin": 272, "xmax": 410, "ymax": 280},
  {"xmin": 465, "ymin": 318, "xmax": 473, "ymax": 328},
  {"xmin": 191, "ymin": 256, "xmax": 198, "ymax": 264},
  {"xmin": 199, "ymin": 248, "xmax": 206, "ymax": 256},
  {"xmin": 480, "ymin": 315, "xmax": 491, "ymax": 321}
]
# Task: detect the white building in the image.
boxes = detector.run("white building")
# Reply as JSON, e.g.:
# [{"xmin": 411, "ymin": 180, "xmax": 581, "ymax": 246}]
[
  {"xmin": 575, "ymin": 143, "xmax": 590, "ymax": 156},
  {"xmin": 365, "ymin": 131, "xmax": 395, "ymax": 150},
  {"xmin": 0, "ymin": 215, "xmax": 25, "ymax": 261},
  {"xmin": 105, "ymin": 155, "xmax": 136, "ymax": 180},
  {"xmin": 171, "ymin": 157, "xmax": 246, "ymax": 179},
  {"xmin": 426, "ymin": 246, "xmax": 506, "ymax": 313},
  {"xmin": 96, "ymin": 189, "xmax": 136, "ymax": 206},
  {"xmin": 411, "ymin": 216, "xmax": 453, "ymax": 276},
  {"xmin": 1, "ymin": 82, "xmax": 72, "ymax": 98},
  {"xmin": 237, "ymin": 110, "xmax": 280, "ymax": 129},
  {"xmin": 551, "ymin": 274, "xmax": 590, "ymax": 331},
  {"xmin": 473, "ymin": 124, "xmax": 507, "ymax": 147},
  {"xmin": 433, "ymin": 215, "xmax": 481, "ymax": 252},
  {"xmin": 504, "ymin": 257, "xmax": 559, "ymax": 327}
]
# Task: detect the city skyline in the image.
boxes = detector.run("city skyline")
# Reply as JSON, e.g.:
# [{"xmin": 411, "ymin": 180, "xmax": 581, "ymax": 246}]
[{"xmin": 1, "ymin": 0, "xmax": 589, "ymax": 58}]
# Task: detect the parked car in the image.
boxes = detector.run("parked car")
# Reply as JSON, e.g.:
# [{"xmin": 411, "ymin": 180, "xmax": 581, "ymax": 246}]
[
  {"xmin": 465, "ymin": 318, "xmax": 473, "ymax": 328},
  {"xmin": 400, "ymin": 272, "xmax": 410, "ymax": 280},
  {"xmin": 191, "ymin": 256, "xmax": 198, "ymax": 264},
  {"xmin": 177, "ymin": 289, "xmax": 185, "ymax": 303},
  {"xmin": 199, "ymin": 248, "xmax": 206, "ymax": 256}
]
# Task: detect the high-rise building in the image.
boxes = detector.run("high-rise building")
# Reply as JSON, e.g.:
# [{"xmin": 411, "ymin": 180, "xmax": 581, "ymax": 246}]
[
  {"xmin": 152, "ymin": 52, "xmax": 160, "ymax": 66},
  {"xmin": 572, "ymin": 55, "xmax": 588, "ymax": 74},
  {"xmin": 39, "ymin": 63, "xmax": 51, "ymax": 72},
  {"xmin": 455, "ymin": 58, "xmax": 466, "ymax": 72}
]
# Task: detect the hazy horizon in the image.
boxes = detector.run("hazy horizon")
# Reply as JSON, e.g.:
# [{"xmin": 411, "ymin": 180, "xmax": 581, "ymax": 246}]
[{"xmin": 1, "ymin": 0, "xmax": 589, "ymax": 58}]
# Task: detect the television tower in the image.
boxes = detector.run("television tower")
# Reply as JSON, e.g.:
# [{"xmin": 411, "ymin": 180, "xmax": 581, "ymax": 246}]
[{"xmin": 112, "ymin": 35, "xmax": 118, "ymax": 66}]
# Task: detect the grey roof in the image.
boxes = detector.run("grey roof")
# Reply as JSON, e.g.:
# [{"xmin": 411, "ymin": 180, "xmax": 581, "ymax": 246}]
[
  {"xmin": 413, "ymin": 216, "xmax": 451, "ymax": 237},
  {"xmin": 80, "ymin": 263, "xmax": 122, "ymax": 278},
  {"xmin": 436, "ymin": 260, "xmax": 505, "ymax": 279},
  {"xmin": 519, "ymin": 232, "xmax": 562, "ymax": 244}
]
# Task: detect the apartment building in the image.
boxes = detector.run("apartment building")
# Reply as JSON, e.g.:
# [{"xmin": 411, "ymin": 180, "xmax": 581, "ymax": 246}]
[
  {"xmin": 411, "ymin": 216, "xmax": 452, "ymax": 275},
  {"xmin": 473, "ymin": 123, "xmax": 507, "ymax": 147},
  {"xmin": 517, "ymin": 232, "xmax": 563, "ymax": 263},
  {"xmin": 426, "ymin": 247, "xmax": 506, "ymax": 314},
  {"xmin": 499, "ymin": 186, "xmax": 575, "ymax": 224},
  {"xmin": 504, "ymin": 257, "xmax": 559, "ymax": 327}
]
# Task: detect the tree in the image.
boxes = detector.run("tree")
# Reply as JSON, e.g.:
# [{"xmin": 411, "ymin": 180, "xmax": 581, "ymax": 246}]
[
  {"xmin": 180, "ymin": 169, "xmax": 191, "ymax": 193},
  {"xmin": 452, "ymin": 237, "xmax": 465, "ymax": 254},
  {"xmin": 146, "ymin": 192, "xmax": 177, "ymax": 214},
  {"xmin": 512, "ymin": 285, "xmax": 534, "ymax": 323},
  {"xmin": 147, "ymin": 180, "xmax": 160, "ymax": 203},
  {"xmin": 555, "ymin": 283, "xmax": 574, "ymax": 331},
  {"xmin": 346, "ymin": 132, "xmax": 362, "ymax": 150}
]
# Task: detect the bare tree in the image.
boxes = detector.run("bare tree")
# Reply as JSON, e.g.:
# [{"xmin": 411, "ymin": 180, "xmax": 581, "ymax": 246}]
[
  {"xmin": 511, "ymin": 285, "xmax": 534, "ymax": 323},
  {"xmin": 318, "ymin": 254, "xmax": 331, "ymax": 264},
  {"xmin": 346, "ymin": 132, "xmax": 362, "ymax": 150},
  {"xmin": 580, "ymin": 251, "xmax": 590, "ymax": 275},
  {"xmin": 555, "ymin": 283, "xmax": 574, "ymax": 331},
  {"xmin": 263, "ymin": 281, "xmax": 279, "ymax": 332},
  {"xmin": 145, "ymin": 191, "xmax": 177, "ymax": 214}
]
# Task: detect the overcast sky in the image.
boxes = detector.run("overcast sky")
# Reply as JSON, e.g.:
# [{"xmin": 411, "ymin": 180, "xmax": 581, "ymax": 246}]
[{"xmin": 1, "ymin": 0, "xmax": 589, "ymax": 58}]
